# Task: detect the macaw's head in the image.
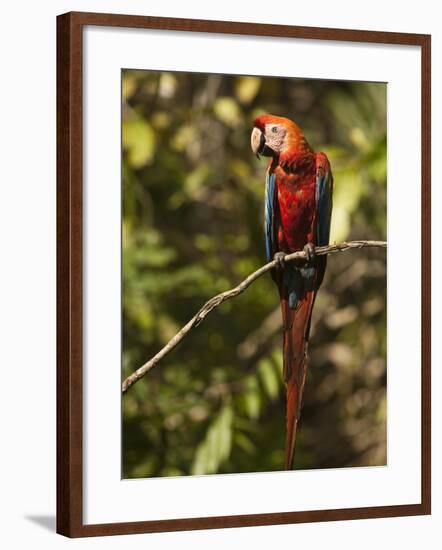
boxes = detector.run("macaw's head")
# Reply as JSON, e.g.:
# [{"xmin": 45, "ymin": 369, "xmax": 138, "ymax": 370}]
[{"xmin": 251, "ymin": 114, "xmax": 311, "ymax": 160}]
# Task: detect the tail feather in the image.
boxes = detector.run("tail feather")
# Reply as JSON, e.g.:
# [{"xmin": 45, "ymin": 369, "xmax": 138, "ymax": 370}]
[{"xmin": 281, "ymin": 292, "xmax": 316, "ymax": 469}]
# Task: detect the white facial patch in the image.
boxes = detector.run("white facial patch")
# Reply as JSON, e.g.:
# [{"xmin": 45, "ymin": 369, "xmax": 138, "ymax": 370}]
[{"xmin": 265, "ymin": 124, "xmax": 287, "ymax": 153}]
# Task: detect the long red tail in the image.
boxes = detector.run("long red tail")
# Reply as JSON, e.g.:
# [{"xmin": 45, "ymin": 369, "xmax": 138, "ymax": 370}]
[{"xmin": 281, "ymin": 291, "xmax": 316, "ymax": 469}]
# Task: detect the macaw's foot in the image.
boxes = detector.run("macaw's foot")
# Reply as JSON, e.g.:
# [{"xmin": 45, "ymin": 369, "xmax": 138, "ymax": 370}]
[
  {"xmin": 303, "ymin": 242, "xmax": 316, "ymax": 262},
  {"xmin": 273, "ymin": 252, "xmax": 287, "ymax": 270}
]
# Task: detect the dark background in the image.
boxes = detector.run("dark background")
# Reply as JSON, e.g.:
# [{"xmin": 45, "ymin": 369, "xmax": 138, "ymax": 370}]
[{"xmin": 121, "ymin": 70, "xmax": 387, "ymax": 478}]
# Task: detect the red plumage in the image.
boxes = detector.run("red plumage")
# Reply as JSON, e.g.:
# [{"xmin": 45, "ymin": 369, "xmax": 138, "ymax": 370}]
[
  {"xmin": 275, "ymin": 150, "xmax": 317, "ymax": 469},
  {"xmin": 252, "ymin": 115, "xmax": 333, "ymax": 469}
]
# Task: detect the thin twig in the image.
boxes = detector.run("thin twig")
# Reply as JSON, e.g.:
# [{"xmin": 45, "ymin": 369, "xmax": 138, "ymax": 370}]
[{"xmin": 122, "ymin": 240, "xmax": 386, "ymax": 393}]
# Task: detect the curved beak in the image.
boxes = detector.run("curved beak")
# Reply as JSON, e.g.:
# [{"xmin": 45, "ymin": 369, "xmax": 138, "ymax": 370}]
[
  {"xmin": 250, "ymin": 127, "xmax": 275, "ymax": 159},
  {"xmin": 251, "ymin": 127, "xmax": 265, "ymax": 158}
]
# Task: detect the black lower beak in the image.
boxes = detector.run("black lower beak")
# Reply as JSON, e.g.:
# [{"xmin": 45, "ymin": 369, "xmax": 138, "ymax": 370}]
[
  {"xmin": 257, "ymin": 133, "xmax": 275, "ymax": 159},
  {"xmin": 256, "ymin": 132, "xmax": 266, "ymax": 159}
]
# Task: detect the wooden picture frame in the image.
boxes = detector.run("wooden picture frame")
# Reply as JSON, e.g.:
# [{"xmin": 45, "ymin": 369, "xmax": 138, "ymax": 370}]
[{"xmin": 57, "ymin": 11, "xmax": 431, "ymax": 537}]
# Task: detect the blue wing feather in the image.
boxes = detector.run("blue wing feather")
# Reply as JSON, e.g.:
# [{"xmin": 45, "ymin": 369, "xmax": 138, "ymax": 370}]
[
  {"xmin": 264, "ymin": 170, "xmax": 277, "ymax": 262},
  {"xmin": 315, "ymin": 167, "xmax": 333, "ymax": 247}
]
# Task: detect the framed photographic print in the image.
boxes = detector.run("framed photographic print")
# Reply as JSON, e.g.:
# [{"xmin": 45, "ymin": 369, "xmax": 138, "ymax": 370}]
[{"xmin": 57, "ymin": 11, "xmax": 431, "ymax": 537}]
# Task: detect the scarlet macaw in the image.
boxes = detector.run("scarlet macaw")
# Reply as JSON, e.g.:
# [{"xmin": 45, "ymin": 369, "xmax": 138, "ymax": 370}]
[{"xmin": 251, "ymin": 114, "xmax": 333, "ymax": 469}]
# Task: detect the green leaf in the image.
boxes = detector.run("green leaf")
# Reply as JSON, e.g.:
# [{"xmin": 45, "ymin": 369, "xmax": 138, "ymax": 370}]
[
  {"xmin": 234, "ymin": 432, "xmax": 255, "ymax": 455},
  {"xmin": 123, "ymin": 118, "xmax": 156, "ymax": 167},
  {"xmin": 184, "ymin": 163, "xmax": 211, "ymax": 197},
  {"xmin": 258, "ymin": 359, "xmax": 280, "ymax": 399},
  {"xmin": 191, "ymin": 405, "xmax": 233, "ymax": 475},
  {"xmin": 242, "ymin": 377, "xmax": 261, "ymax": 420},
  {"xmin": 329, "ymin": 169, "xmax": 365, "ymax": 243},
  {"xmin": 213, "ymin": 97, "xmax": 242, "ymax": 128},
  {"xmin": 235, "ymin": 76, "xmax": 261, "ymax": 104}
]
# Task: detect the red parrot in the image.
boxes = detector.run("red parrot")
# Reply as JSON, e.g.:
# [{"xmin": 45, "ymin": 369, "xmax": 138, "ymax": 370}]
[{"xmin": 251, "ymin": 114, "xmax": 333, "ymax": 469}]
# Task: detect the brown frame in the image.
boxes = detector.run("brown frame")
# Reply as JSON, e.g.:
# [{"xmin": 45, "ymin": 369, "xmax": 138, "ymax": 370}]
[{"xmin": 57, "ymin": 11, "xmax": 431, "ymax": 538}]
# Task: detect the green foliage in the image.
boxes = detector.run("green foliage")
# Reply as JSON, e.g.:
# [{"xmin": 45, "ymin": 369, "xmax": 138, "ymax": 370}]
[
  {"xmin": 122, "ymin": 70, "xmax": 387, "ymax": 478},
  {"xmin": 192, "ymin": 404, "xmax": 233, "ymax": 475}
]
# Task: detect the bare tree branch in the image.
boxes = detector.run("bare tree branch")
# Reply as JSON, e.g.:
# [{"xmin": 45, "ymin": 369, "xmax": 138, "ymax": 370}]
[{"xmin": 122, "ymin": 240, "xmax": 386, "ymax": 393}]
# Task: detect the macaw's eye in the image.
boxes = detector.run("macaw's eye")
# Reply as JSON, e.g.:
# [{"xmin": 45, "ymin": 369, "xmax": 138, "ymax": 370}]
[{"xmin": 271, "ymin": 126, "xmax": 278, "ymax": 133}]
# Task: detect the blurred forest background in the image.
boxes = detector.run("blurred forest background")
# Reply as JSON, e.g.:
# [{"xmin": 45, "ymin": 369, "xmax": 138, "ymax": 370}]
[{"xmin": 121, "ymin": 70, "xmax": 387, "ymax": 478}]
